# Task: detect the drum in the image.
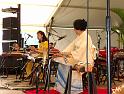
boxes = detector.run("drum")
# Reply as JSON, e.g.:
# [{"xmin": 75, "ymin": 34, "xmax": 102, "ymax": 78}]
[{"xmin": 99, "ymin": 47, "xmax": 119, "ymax": 58}]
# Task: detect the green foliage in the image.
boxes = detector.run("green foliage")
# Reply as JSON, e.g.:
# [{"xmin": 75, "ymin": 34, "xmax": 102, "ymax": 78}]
[
  {"xmin": 111, "ymin": 8, "xmax": 124, "ymax": 23},
  {"xmin": 111, "ymin": 8, "xmax": 124, "ymax": 43}
]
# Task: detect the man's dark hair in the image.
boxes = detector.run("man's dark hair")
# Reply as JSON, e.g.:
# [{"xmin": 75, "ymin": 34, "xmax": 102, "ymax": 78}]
[
  {"xmin": 37, "ymin": 31, "xmax": 48, "ymax": 42},
  {"xmin": 73, "ymin": 19, "xmax": 87, "ymax": 31}
]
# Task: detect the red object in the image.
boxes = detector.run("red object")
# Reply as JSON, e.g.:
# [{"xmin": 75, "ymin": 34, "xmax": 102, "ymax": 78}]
[
  {"xmin": 99, "ymin": 47, "xmax": 119, "ymax": 58},
  {"xmin": 24, "ymin": 89, "xmax": 60, "ymax": 94},
  {"xmin": 81, "ymin": 88, "xmax": 107, "ymax": 94},
  {"xmin": 24, "ymin": 88, "xmax": 107, "ymax": 94},
  {"xmin": 99, "ymin": 49, "xmax": 106, "ymax": 58}
]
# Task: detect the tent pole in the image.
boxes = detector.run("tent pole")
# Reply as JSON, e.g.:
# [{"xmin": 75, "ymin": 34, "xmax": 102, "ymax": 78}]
[
  {"xmin": 86, "ymin": 0, "xmax": 93, "ymax": 94},
  {"xmin": 106, "ymin": 0, "xmax": 112, "ymax": 94}
]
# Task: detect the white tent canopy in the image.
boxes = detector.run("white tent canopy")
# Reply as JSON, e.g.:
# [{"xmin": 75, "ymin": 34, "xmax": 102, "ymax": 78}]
[
  {"xmin": 0, "ymin": 0, "xmax": 123, "ymax": 52},
  {"xmin": 48, "ymin": 0, "xmax": 124, "ymax": 50},
  {"xmin": 51, "ymin": 0, "xmax": 124, "ymax": 28}
]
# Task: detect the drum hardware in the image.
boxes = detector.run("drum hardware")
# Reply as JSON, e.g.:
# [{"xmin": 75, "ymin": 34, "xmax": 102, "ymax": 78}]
[
  {"xmin": 113, "ymin": 51, "xmax": 124, "ymax": 82},
  {"xmin": 19, "ymin": 62, "xmax": 27, "ymax": 80},
  {"xmin": 28, "ymin": 61, "xmax": 42, "ymax": 85},
  {"xmin": 0, "ymin": 52, "xmax": 15, "ymax": 78},
  {"xmin": 0, "ymin": 40, "xmax": 18, "ymax": 78},
  {"xmin": 29, "ymin": 57, "xmax": 49, "ymax": 94},
  {"xmin": 19, "ymin": 57, "xmax": 29, "ymax": 80},
  {"xmin": 96, "ymin": 47, "xmax": 120, "ymax": 85},
  {"xmin": 0, "ymin": 56, "xmax": 8, "ymax": 78},
  {"xmin": 0, "ymin": 52, "xmax": 26, "ymax": 80},
  {"xmin": 22, "ymin": 54, "xmax": 49, "ymax": 94}
]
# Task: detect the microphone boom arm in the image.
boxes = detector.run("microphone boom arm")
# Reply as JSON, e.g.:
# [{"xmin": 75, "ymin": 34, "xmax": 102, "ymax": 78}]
[{"xmin": 49, "ymin": 32, "xmax": 66, "ymax": 40}]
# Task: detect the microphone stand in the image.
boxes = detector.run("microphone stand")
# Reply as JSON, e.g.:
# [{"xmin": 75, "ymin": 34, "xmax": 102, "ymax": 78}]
[
  {"xmin": 96, "ymin": 32, "xmax": 101, "ymax": 85},
  {"xmin": 24, "ymin": 35, "xmax": 30, "ymax": 52},
  {"xmin": 49, "ymin": 32, "xmax": 61, "ymax": 38},
  {"xmin": 44, "ymin": 17, "xmax": 54, "ymax": 92},
  {"xmin": 97, "ymin": 34, "xmax": 101, "ymax": 51},
  {"xmin": 86, "ymin": 0, "xmax": 93, "ymax": 94}
]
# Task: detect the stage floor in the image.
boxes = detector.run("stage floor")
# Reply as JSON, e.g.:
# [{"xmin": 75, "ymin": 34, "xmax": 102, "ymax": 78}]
[
  {"xmin": 0, "ymin": 75, "xmax": 124, "ymax": 94},
  {"xmin": 0, "ymin": 75, "xmax": 30, "ymax": 94}
]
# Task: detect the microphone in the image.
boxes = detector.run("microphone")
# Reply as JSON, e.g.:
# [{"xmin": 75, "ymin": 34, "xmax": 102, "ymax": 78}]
[
  {"xmin": 58, "ymin": 35, "xmax": 66, "ymax": 40},
  {"xmin": 27, "ymin": 33, "xmax": 33, "ymax": 38}
]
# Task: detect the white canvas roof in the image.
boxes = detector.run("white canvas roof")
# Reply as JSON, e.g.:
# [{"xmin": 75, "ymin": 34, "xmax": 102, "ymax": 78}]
[{"xmin": 50, "ymin": 0, "xmax": 124, "ymax": 28}]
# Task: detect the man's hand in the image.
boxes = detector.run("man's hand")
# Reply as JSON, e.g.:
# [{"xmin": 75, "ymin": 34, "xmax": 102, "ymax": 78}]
[
  {"xmin": 74, "ymin": 63, "xmax": 93, "ymax": 73},
  {"xmin": 29, "ymin": 46, "xmax": 36, "ymax": 51},
  {"xmin": 85, "ymin": 63, "xmax": 93, "ymax": 72}
]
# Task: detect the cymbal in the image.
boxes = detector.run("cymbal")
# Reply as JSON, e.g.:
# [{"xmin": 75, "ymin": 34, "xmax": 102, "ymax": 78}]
[{"xmin": 0, "ymin": 40, "xmax": 17, "ymax": 43}]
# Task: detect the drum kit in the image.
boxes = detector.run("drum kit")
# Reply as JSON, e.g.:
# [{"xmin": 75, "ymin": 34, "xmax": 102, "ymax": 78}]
[
  {"xmin": 0, "ymin": 40, "xmax": 59, "ymax": 92},
  {"xmin": 96, "ymin": 47, "xmax": 124, "ymax": 84},
  {"xmin": 0, "ymin": 40, "xmax": 46, "ymax": 80},
  {"xmin": 98, "ymin": 47, "xmax": 120, "ymax": 60}
]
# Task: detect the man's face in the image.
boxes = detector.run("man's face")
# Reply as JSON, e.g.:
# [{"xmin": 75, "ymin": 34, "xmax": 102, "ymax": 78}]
[
  {"xmin": 74, "ymin": 28, "xmax": 80, "ymax": 35},
  {"xmin": 13, "ymin": 43, "xmax": 20, "ymax": 50},
  {"xmin": 37, "ymin": 33, "xmax": 42, "ymax": 41}
]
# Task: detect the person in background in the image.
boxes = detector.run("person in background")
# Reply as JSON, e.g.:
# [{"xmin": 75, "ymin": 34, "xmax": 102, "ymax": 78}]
[
  {"xmin": 12, "ymin": 42, "xmax": 20, "ymax": 52},
  {"xmin": 54, "ymin": 19, "xmax": 94, "ymax": 94},
  {"xmin": 49, "ymin": 42, "xmax": 60, "ymax": 57}
]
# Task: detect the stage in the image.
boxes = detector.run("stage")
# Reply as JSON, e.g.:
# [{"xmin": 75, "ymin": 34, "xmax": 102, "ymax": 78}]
[{"xmin": 0, "ymin": 75, "xmax": 124, "ymax": 94}]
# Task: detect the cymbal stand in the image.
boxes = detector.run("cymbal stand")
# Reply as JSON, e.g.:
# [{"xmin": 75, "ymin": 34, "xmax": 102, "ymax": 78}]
[
  {"xmin": 34, "ymin": 58, "xmax": 47, "ymax": 94},
  {"xmin": 0, "ymin": 56, "xmax": 7, "ymax": 78},
  {"xmin": 0, "ymin": 46, "xmax": 12, "ymax": 78},
  {"xmin": 0, "ymin": 44, "xmax": 12, "ymax": 79}
]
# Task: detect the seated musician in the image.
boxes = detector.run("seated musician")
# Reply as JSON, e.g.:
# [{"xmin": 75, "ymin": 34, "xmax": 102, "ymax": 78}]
[
  {"xmin": 54, "ymin": 19, "xmax": 95, "ymax": 94},
  {"xmin": 12, "ymin": 42, "xmax": 20, "ymax": 52},
  {"xmin": 3, "ymin": 43, "xmax": 23, "ymax": 78},
  {"xmin": 25, "ymin": 31, "xmax": 48, "ymax": 80},
  {"xmin": 49, "ymin": 42, "xmax": 60, "ymax": 57}
]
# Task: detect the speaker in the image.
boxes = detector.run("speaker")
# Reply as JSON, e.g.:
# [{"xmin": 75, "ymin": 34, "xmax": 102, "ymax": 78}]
[
  {"xmin": 3, "ymin": 29, "xmax": 20, "ymax": 40},
  {"xmin": 2, "ymin": 29, "xmax": 21, "ymax": 52},
  {"xmin": 2, "ymin": 43, "xmax": 10, "ymax": 52},
  {"xmin": 3, "ymin": 17, "xmax": 18, "ymax": 29}
]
